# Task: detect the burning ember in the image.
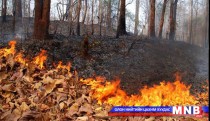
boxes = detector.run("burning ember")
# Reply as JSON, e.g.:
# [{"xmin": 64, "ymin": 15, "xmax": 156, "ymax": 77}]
[
  {"xmin": 0, "ymin": 41, "xmax": 200, "ymax": 107},
  {"xmin": 81, "ymin": 74, "xmax": 198, "ymax": 106}
]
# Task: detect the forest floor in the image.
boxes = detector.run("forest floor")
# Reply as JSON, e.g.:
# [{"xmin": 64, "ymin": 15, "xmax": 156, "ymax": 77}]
[
  {"xmin": 0, "ymin": 19, "xmax": 209, "ymax": 121},
  {"xmin": 1, "ymin": 34, "xmax": 208, "ymax": 95}
]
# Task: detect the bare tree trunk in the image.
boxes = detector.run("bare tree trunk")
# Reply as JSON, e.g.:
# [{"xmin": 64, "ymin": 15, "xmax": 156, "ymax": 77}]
[
  {"xmin": 116, "ymin": 0, "xmax": 126, "ymax": 38},
  {"xmin": 12, "ymin": 0, "xmax": 16, "ymax": 33},
  {"xmin": 188, "ymin": 0, "xmax": 193, "ymax": 44},
  {"xmin": 91, "ymin": 0, "xmax": 94, "ymax": 35},
  {"xmin": 16, "ymin": 0, "xmax": 22, "ymax": 18},
  {"xmin": 99, "ymin": 0, "xmax": 103, "ymax": 36},
  {"xmin": 134, "ymin": 0, "xmax": 140, "ymax": 35},
  {"xmin": 148, "ymin": 0, "xmax": 156, "ymax": 38},
  {"xmin": 158, "ymin": 0, "xmax": 167, "ymax": 38},
  {"xmin": 76, "ymin": 0, "xmax": 81, "ymax": 36},
  {"xmin": 68, "ymin": 0, "xmax": 73, "ymax": 36},
  {"xmin": 29, "ymin": 0, "xmax": 31, "ymax": 17},
  {"xmin": 107, "ymin": 0, "xmax": 111, "ymax": 30},
  {"xmin": 169, "ymin": 0, "xmax": 178, "ymax": 41},
  {"xmin": 23, "ymin": 0, "xmax": 26, "ymax": 17},
  {"xmin": 82, "ymin": 0, "xmax": 87, "ymax": 24},
  {"xmin": 173, "ymin": 0, "xmax": 178, "ymax": 40},
  {"xmin": 204, "ymin": 0, "xmax": 209, "ymax": 48},
  {"xmin": 33, "ymin": 0, "xmax": 51, "ymax": 40},
  {"xmin": 2, "ymin": 0, "xmax": 7, "ymax": 23},
  {"xmin": 116, "ymin": 0, "xmax": 120, "ymax": 29},
  {"xmin": 194, "ymin": 1, "xmax": 198, "ymax": 45}
]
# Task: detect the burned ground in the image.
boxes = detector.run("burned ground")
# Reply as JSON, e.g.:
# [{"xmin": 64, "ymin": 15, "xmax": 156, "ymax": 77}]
[{"xmin": 5, "ymin": 35, "xmax": 208, "ymax": 95}]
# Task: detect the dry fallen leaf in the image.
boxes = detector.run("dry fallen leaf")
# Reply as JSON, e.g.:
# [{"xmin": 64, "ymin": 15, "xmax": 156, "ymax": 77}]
[
  {"xmin": 76, "ymin": 116, "xmax": 89, "ymax": 121},
  {"xmin": 39, "ymin": 104, "xmax": 50, "ymax": 111},
  {"xmin": 59, "ymin": 102, "xmax": 65, "ymax": 110},
  {"xmin": 145, "ymin": 117, "xmax": 155, "ymax": 121},
  {"xmin": 44, "ymin": 79, "xmax": 63, "ymax": 96},
  {"xmin": 42, "ymin": 76, "xmax": 54, "ymax": 84},
  {"xmin": 66, "ymin": 102, "xmax": 80, "ymax": 117},
  {"xmin": 1, "ymin": 84, "xmax": 15, "ymax": 92},
  {"xmin": 19, "ymin": 102, "xmax": 30, "ymax": 112},
  {"xmin": 78, "ymin": 103, "xmax": 93, "ymax": 114}
]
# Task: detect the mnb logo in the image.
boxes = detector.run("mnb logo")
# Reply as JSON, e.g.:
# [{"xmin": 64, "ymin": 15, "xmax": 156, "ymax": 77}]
[{"xmin": 172, "ymin": 106, "xmax": 201, "ymax": 115}]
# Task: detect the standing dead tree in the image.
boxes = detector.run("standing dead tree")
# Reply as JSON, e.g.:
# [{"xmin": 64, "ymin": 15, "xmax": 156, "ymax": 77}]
[
  {"xmin": 148, "ymin": 0, "xmax": 156, "ymax": 38},
  {"xmin": 116, "ymin": 0, "xmax": 126, "ymax": 38},
  {"xmin": 33, "ymin": 0, "xmax": 51, "ymax": 40},
  {"xmin": 169, "ymin": 0, "xmax": 178, "ymax": 41},
  {"xmin": 134, "ymin": 0, "xmax": 140, "ymax": 35},
  {"xmin": 158, "ymin": 0, "xmax": 168, "ymax": 38},
  {"xmin": 76, "ymin": 0, "xmax": 82, "ymax": 36},
  {"xmin": 1, "ymin": 0, "xmax": 7, "ymax": 23}
]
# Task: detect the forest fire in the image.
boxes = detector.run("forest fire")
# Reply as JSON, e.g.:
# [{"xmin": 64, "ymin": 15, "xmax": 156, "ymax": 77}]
[
  {"xmin": 81, "ymin": 74, "xmax": 197, "ymax": 106},
  {"xmin": 0, "ymin": 41, "xmax": 201, "ymax": 107}
]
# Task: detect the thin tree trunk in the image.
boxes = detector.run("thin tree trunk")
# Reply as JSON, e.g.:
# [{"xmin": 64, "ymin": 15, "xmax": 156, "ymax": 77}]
[
  {"xmin": 116, "ymin": 0, "xmax": 126, "ymax": 38},
  {"xmin": 76, "ymin": 0, "xmax": 81, "ymax": 36},
  {"xmin": 148, "ymin": 0, "xmax": 156, "ymax": 38},
  {"xmin": 16, "ymin": 0, "xmax": 22, "ymax": 18},
  {"xmin": 12, "ymin": 0, "xmax": 16, "ymax": 33},
  {"xmin": 194, "ymin": 2, "xmax": 198, "ymax": 45},
  {"xmin": 82, "ymin": 0, "xmax": 87, "ymax": 24},
  {"xmin": 68, "ymin": 0, "xmax": 73, "ymax": 36},
  {"xmin": 23, "ymin": 0, "xmax": 26, "ymax": 17},
  {"xmin": 158, "ymin": 0, "xmax": 167, "ymax": 38},
  {"xmin": 107, "ymin": 0, "xmax": 111, "ymax": 30},
  {"xmin": 173, "ymin": 0, "xmax": 178, "ymax": 40},
  {"xmin": 2, "ymin": 0, "xmax": 7, "ymax": 23},
  {"xmin": 204, "ymin": 0, "xmax": 209, "ymax": 48},
  {"xmin": 91, "ymin": 0, "xmax": 94, "ymax": 35},
  {"xmin": 188, "ymin": 0, "xmax": 193, "ymax": 44},
  {"xmin": 99, "ymin": 0, "xmax": 102, "ymax": 36},
  {"xmin": 134, "ymin": 0, "xmax": 140, "ymax": 35},
  {"xmin": 116, "ymin": 0, "xmax": 120, "ymax": 29},
  {"xmin": 169, "ymin": 0, "xmax": 178, "ymax": 41}
]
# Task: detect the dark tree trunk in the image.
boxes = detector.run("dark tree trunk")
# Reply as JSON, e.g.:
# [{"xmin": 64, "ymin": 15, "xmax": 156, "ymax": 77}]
[
  {"xmin": 116, "ymin": 0, "xmax": 126, "ymax": 38},
  {"xmin": 107, "ymin": 0, "xmax": 111, "ymax": 30},
  {"xmin": 148, "ymin": 0, "xmax": 156, "ymax": 38},
  {"xmin": 16, "ymin": 0, "xmax": 22, "ymax": 18},
  {"xmin": 169, "ymin": 0, "xmax": 178, "ymax": 41},
  {"xmin": 33, "ymin": 0, "xmax": 51, "ymax": 40},
  {"xmin": 173, "ymin": 0, "xmax": 178, "ymax": 39},
  {"xmin": 82, "ymin": 0, "xmax": 87, "ymax": 24},
  {"xmin": 204, "ymin": 0, "xmax": 209, "ymax": 48},
  {"xmin": 99, "ymin": 0, "xmax": 104, "ymax": 36},
  {"xmin": 188, "ymin": 0, "xmax": 193, "ymax": 44},
  {"xmin": 158, "ymin": 0, "xmax": 167, "ymax": 38},
  {"xmin": 76, "ymin": 0, "xmax": 81, "ymax": 36},
  {"xmin": 91, "ymin": 0, "xmax": 94, "ymax": 35},
  {"xmin": 68, "ymin": 0, "xmax": 73, "ymax": 36},
  {"xmin": 134, "ymin": 0, "xmax": 140, "ymax": 35},
  {"xmin": 12, "ymin": 0, "xmax": 16, "ymax": 32},
  {"xmin": 2, "ymin": 0, "xmax": 7, "ymax": 23}
]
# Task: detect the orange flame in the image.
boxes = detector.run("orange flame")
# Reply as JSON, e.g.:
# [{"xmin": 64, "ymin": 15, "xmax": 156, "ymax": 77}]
[
  {"xmin": 81, "ymin": 75, "xmax": 197, "ymax": 106},
  {"xmin": 33, "ymin": 50, "xmax": 47, "ymax": 69},
  {"xmin": 0, "ymin": 40, "xmax": 16, "ymax": 57},
  {"xmin": 15, "ymin": 53, "xmax": 27, "ymax": 65},
  {"xmin": 56, "ymin": 61, "xmax": 71, "ymax": 72}
]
